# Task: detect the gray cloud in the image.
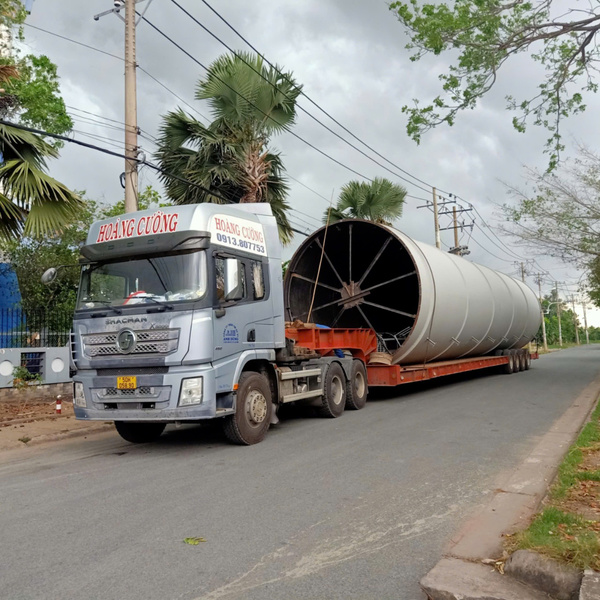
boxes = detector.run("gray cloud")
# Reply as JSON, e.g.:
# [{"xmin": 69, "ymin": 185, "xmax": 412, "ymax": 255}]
[{"xmin": 21, "ymin": 0, "xmax": 600, "ymax": 324}]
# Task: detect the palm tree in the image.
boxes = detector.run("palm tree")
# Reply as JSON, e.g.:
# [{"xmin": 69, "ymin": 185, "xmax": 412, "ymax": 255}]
[
  {"xmin": 155, "ymin": 52, "xmax": 302, "ymax": 244},
  {"xmin": 323, "ymin": 178, "xmax": 407, "ymax": 226},
  {"xmin": 0, "ymin": 66, "xmax": 81, "ymax": 240}
]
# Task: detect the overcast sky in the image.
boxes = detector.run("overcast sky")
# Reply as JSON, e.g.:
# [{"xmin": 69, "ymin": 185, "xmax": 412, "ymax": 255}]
[{"xmin": 19, "ymin": 0, "xmax": 600, "ymax": 326}]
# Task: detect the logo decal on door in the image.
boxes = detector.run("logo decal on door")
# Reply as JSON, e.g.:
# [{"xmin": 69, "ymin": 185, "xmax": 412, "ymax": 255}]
[{"xmin": 223, "ymin": 324, "xmax": 239, "ymax": 343}]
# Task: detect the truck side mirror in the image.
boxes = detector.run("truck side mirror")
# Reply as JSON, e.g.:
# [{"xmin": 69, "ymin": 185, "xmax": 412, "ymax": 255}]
[
  {"xmin": 224, "ymin": 258, "xmax": 244, "ymax": 302},
  {"xmin": 41, "ymin": 267, "xmax": 58, "ymax": 285}
]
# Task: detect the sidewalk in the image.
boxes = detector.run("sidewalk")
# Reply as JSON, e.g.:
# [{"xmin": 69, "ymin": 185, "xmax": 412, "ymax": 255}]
[{"xmin": 0, "ymin": 399, "xmax": 113, "ymax": 451}]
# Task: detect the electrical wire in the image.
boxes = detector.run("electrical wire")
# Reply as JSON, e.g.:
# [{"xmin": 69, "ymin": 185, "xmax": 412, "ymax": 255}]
[
  {"xmin": 23, "ymin": 23, "xmax": 208, "ymax": 122},
  {"xmin": 137, "ymin": 13, "xmax": 381, "ymax": 186},
  {"xmin": 0, "ymin": 118, "xmax": 311, "ymax": 237},
  {"xmin": 196, "ymin": 0, "xmax": 438, "ymax": 193},
  {"xmin": 169, "ymin": 0, "xmax": 433, "ymax": 195}
]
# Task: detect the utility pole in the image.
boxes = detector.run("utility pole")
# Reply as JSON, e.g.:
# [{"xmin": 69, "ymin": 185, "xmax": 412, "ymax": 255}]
[
  {"xmin": 123, "ymin": 0, "xmax": 138, "ymax": 213},
  {"xmin": 556, "ymin": 281, "xmax": 563, "ymax": 347},
  {"xmin": 432, "ymin": 187, "xmax": 441, "ymax": 250},
  {"xmin": 440, "ymin": 203, "xmax": 473, "ymax": 256},
  {"xmin": 94, "ymin": 0, "xmax": 153, "ymax": 213},
  {"xmin": 452, "ymin": 206, "xmax": 459, "ymax": 250},
  {"xmin": 535, "ymin": 274, "xmax": 548, "ymax": 352},
  {"xmin": 569, "ymin": 296, "xmax": 580, "ymax": 345},
  {"xmin": 582, "ymin": 299, "xmax": 590, "ymax": 344}
]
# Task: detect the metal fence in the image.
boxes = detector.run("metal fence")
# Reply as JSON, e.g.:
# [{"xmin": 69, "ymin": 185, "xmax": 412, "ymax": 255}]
[{"xmin": 0, "ymin": 306, "xmax": 73, "ymax": 349}]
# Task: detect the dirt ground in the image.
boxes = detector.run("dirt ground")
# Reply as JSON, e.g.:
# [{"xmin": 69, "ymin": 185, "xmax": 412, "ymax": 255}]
[{"xmin": 0, "ymin": 399, "xmax": 111, "ymax": 451}]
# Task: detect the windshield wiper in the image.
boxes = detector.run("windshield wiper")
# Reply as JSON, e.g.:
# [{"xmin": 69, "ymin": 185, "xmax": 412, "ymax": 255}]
[
  {"xmin": 82, "ymin": 300, "xmax": 122, "ymax": 316},
  {"xmin": 140, "ymin": 295, "xmax": 174, "ymax": 311}
]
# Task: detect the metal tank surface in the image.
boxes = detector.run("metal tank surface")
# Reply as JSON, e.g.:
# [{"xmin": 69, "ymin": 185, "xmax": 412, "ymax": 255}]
[{"xmin": 284, "ymin": 220, "xmax": 541, "ymax": 364}]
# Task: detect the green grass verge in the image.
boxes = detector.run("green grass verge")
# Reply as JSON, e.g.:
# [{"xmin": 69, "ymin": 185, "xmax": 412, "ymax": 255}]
[
  {"xmin": 507, "ymin": 397, "xmax": 600, "ymax": 570},
  {"xmin": 512, "ymin": 508, "xmax": 600, "ymax": 570}
]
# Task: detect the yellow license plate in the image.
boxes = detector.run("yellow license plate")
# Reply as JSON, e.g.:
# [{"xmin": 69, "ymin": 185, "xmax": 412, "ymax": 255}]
[{"xmin": 117, "ymin": 376, "xmax": 137, "ymax": 390}]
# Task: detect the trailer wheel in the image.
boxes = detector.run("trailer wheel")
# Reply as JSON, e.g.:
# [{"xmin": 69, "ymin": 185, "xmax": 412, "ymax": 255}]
[
  {"xmin": 524, "ymin": 351, "xmax": 531, "ymax": 370},
  {"xmin": 318, "ymin": 362, "xmax": 346, "ymax": 418},
  {"xmin": 114, "ymin": 421, "xmax": 166, "ymax": 443},
  {"xmin": 223, "ymin": 372, "xmax": 272, "ymax": 445},
  {"xmin": 502, "ymin": 350, "xmax": 515, "ymax": 374},
  {"xmin": 513, "ymin": 349, "xmax": 525, "ymax": 372},
  {"xmin": 345, "ymin": 360, "xmax": 367, "ymax": 410}
]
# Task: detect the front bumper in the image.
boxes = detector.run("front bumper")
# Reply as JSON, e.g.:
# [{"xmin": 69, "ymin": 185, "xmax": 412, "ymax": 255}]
[{"xmin": 73, "ymin": 364, "xmax": 223, "ymax": 421}]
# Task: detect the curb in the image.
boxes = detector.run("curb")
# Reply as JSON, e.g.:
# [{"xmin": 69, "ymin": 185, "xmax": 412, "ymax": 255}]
[{"xmin": 422, "ymin": 372, "xmax": 600, "ymax": 600}]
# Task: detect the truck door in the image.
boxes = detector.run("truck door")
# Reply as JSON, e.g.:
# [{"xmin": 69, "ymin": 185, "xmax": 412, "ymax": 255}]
[{"xmin": 212, "ymin": 255, "xmax": 274, "ymax": 389}]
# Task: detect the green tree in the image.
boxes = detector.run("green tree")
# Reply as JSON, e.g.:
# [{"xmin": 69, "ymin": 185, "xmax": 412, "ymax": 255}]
[
  {"xmin": 389, "ymin": 0, "xmax": 600, "ymax": 168},
  {"xmin": 323, "ymin": 178, "xmax": 407, "ymax": 225},
  {"xmin": 156, "ymin": 52, "xmax": 302, "ymax": 244},
  {"xmin": 0, "ymin": 120, "xmax": 82, "ymax": 239},
  {"xmin": 0, "ymin": 1, "xmax": 72, "ymax": 138}
]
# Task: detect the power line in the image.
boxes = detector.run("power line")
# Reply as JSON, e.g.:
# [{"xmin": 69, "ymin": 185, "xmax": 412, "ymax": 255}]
[
  {"xmin": 0, "ymin": 118, "xmax": 310, "ymax": 238},
  {"xmin": 196, "ymin": 0, "xmax": 438, "ymax": 194},
  {"xmin": 137, "ymin": 13, "xmax": 384, "ymax": 187},
  {"xmin": 23, "ymin": 23, "xmax": 208, "ymax": 122},
  {"xmin": 170, "ymin": 0, "xmax": 433, "ymax": 195}
]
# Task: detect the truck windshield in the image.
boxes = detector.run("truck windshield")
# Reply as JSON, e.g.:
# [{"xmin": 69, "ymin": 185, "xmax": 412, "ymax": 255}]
[{"xmin": 77, "ymin": 250, "xmax": 208, "ymax": 310}]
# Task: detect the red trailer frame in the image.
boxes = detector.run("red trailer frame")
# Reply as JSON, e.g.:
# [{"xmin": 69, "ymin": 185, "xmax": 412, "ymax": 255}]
[{"xmin": 287, "ymin": 326, "xmax": 538, "ymax": 388}]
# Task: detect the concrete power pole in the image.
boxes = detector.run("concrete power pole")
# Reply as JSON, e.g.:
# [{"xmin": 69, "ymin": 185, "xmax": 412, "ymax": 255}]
[
  {"xmin": 556, "ymin": 281, "xmax": 563, "ymax": 347},
  {"xmin": 569, "ymin": 296, "xmax": 581, "ymax": 345},
  {"xmin": 452, "ymin": 206, "xmax": 459, "ymax": 250},
  {"xmin": 432, "ymin": 187, "xmax": 441, "ymax": 250},
  {"xmin": 123, "ymin": 0, "xmax": 138, "ymax": 213},
  {"xmin": 582, "ymin": 299, "xmax": 590, "ymax": 344},
  {"xmin": 535, "ymin": 274, "xmax": 548, "ymax": 352},
  {"xmin": 94, "ymin": 0, "xmax": 153, "ymax": 213}
]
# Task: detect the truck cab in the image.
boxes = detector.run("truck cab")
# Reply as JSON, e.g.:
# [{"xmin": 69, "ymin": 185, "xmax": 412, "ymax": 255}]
[{"xmin": 71, "ymin": 203, "xmax": 285, "ymax": 443}]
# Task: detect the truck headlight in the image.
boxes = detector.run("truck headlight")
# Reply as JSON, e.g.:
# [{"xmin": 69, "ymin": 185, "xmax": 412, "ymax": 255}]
[
  {"xmin": 73, "ymin": 382, "xmax": 86, "ymax": 408},
  {"xmin": 179, "ymin": 377, "xmax": 203, "ymax": 406}
]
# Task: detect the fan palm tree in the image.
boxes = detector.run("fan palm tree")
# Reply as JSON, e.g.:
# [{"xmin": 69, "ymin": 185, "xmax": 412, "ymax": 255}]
[
  {"xmin": 323, "ymin": 178, "xmax": 407, "ymax": 226},
  {"xmin": 155, "ymin": 52, "xmax": 302, "ymax": 244},
  {"xmin": 0, "ymin": 65, "xmax": 81, "ymax": 240}
]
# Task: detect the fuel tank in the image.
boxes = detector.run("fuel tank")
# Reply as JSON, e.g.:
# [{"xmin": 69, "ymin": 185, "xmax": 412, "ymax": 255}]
[{"xmin": 284, "ymin": 220, "xmax": 541, "ymax": 364}]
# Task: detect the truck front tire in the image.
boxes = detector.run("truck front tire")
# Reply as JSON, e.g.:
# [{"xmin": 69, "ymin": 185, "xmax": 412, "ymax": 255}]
[
  {"xmin": 114, "ymin": 421, "xmax": 166, "ymax": 443},
  {"xmin": 224, "ymin": 372, "xmax": 273, "ymax": 445}
]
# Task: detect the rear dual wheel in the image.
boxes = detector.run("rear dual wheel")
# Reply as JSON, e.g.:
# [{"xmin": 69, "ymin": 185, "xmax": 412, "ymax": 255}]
[
  {"xmin": 345, "ymin": 360, "xmax": 367, "ymax": 410},
  {"xmin": 318, "ymin": 362, "xmax": 346, "ymax": 418}
]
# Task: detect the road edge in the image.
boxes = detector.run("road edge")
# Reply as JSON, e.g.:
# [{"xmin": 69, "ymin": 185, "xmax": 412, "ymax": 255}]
[{"xmin": 422, "ymin": 371, "xmax": 600, "ymax": 599}]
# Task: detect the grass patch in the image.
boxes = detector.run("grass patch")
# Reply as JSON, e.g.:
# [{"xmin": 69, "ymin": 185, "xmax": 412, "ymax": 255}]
[
  {"xmin": 551, "ymin": 403, "xmax": 600, "ymax": 500},
  {"xmin": 506, "ymin": 396, "xmax": 600, "ymax": 570},
  {"xmin": 509, "ymin": 507, "xmax": 600, "ymax": 571}
]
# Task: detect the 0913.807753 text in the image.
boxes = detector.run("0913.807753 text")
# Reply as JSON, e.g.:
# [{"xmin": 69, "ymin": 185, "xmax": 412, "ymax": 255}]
[{"xmin": 216, "ymin": 233, "xmax": 265, "ymax": 254}]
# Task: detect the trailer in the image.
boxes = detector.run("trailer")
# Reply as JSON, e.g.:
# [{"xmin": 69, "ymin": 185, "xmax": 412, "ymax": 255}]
[{"xmin": 45, "ymin": 203, "xmax": 541, "ymax": 445}]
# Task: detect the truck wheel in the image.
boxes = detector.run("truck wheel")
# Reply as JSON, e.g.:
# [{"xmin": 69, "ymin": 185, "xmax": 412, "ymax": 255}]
[
  {"xmin": 223, "ymin": 372, "xmax": 272, "ymax": 445},
  {"xmin": 114, "ymin": 421, "xmax": 166, "ymax": 443},
  {"xmin": 345, "ymin": 360, "xmax": 367, "ymax": 410},
  {"xmin": 501, "ymin": 350, "xmax": 514, "ymax": 374},
  {"xmin": 524, "ymin": 351, "xmax": 531, "ymax": 370},
  {"xmin": 318, "ymin": 362, "xmax": 346, "ymax": 418}
]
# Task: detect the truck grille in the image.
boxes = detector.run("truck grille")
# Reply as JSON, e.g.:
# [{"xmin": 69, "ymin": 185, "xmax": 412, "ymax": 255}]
[{"xmin": 82, "ymin": 329, "xmax": 179, "ymax": 358}]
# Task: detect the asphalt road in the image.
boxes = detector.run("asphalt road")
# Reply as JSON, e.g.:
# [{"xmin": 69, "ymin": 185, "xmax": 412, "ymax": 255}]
[{"xmin": 1, "ymin": 345, "xmax": 599, "ymax": 600}]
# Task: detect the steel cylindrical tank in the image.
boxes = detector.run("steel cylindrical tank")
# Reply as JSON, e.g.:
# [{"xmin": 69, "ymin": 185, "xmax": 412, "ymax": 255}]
[{"xmin": 284, "ymin": 220, "xmax": 541, "ymax": 364}]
